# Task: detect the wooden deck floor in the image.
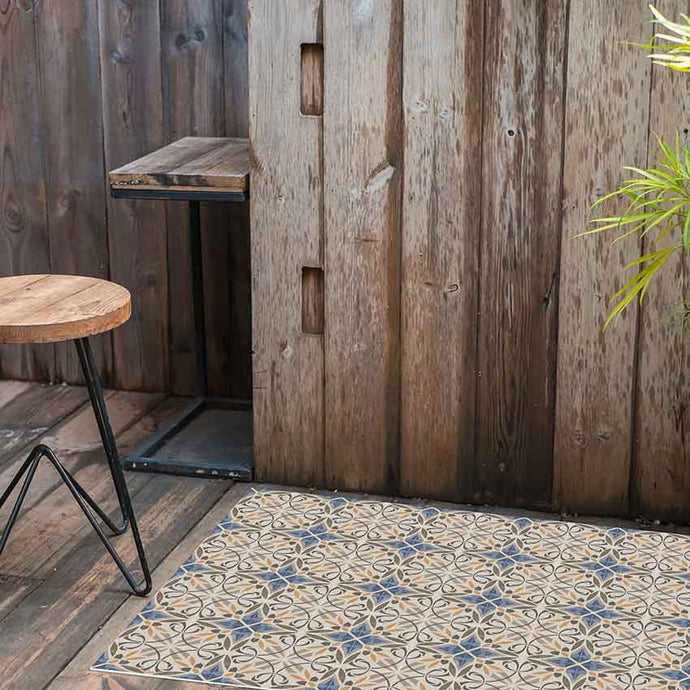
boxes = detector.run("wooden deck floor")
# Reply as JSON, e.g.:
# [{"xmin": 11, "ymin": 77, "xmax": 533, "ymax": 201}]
[{"xmin": 0, "ymin": 380, "xmax": 245, "ymax": 689}]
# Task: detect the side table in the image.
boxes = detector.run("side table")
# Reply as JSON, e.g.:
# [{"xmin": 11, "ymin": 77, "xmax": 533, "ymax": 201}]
[{"xmin": 109, "ymin": 137, "xmax": 251, "ymax": 481}]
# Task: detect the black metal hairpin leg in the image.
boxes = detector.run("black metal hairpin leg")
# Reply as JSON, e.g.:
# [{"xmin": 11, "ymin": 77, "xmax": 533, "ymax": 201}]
[{"xmin": 0, "ymin": 337, "xmax": 152, "ymax": 596}]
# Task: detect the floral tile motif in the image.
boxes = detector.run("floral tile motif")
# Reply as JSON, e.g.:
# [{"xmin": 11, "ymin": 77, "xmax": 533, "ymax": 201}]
[{"xmin": 93, "ymin": 489, "xmax": 690, "ymax": 689}]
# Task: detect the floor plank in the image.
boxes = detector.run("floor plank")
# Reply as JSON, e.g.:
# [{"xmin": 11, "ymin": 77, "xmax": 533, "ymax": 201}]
[
  {"xmin": 48, "ymin": 483, "xmax": 248, "ymax": 690},
  {"xmin": 0, "ymin": 383, "xmax": 89, "ymax": 466},
  {"xmin": 0, "ymin": 381, "xmax": 33, "ymax": 410},
  {"xmin": 0, "ymin": 574, "xmax": 41, "ymax": 623}
]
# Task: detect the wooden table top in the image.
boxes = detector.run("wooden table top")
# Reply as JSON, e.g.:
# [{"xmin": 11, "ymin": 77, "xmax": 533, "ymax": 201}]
[
  {"xmin": 0, "ymin": 275, "xmax": 131, "ymax": 344},
  {"xmin": 109, "ymin": 137, "xmax": 249, "ymax": 197}
]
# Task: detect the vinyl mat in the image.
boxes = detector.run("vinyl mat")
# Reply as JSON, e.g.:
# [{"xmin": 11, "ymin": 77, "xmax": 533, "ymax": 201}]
[{"xmin": 93, "ymin": 488, "xmax": 690, "ymax": 689}]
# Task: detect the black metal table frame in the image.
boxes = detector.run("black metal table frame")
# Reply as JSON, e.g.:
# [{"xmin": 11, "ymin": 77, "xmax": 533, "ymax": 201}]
[
  {"xmin": 0, "ymin": 338, "xmax": 151, "ymax": 596},
  {"xmin": 110, "ymin": 187, "xmax": 251, "ymax": 480}
]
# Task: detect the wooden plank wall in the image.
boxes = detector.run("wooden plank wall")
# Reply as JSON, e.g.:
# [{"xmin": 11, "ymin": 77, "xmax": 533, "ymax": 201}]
[
  {"xmin": 250, "ymin": 0, "xmax": 690, "ymax": 522},
  {"xmin": 0, "ymin": 0, "xmax": 251, "ymax": 399},
  {"xmin": 4, "ymin": 1, "xmax": 690, "ymax": 521}
]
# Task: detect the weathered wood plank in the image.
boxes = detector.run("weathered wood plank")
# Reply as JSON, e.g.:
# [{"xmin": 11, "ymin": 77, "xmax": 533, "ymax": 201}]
[
  {"xmin": 217, "ymin": 0, "xmax": 252, "ymax": 400},
  {"xmin": 161, "ymin": 0, "xmax": 226, "ymax": 397},
  {"xmin": 0, "ymin": 3, "xmax": 54, "ymax": 382},
  {"xmin": 0, "ymin": 575, "xmax": 41, "ymax": 624},
  {"xmin": 399, "ymin": 0, "xmax": 483, "ymax": 501},
  {"xmin": 553, "ymin": 0, "xmax": 652, "ymax": 515},
  {"xmin": 35, "ymin": 1, "xmax": 112, "ymax": 385},
  {"xmin": 0, "ymin": 380, "xmax": 34, "ymax": 412},
  {"xmin": 111, "ymin": 137, "xmax": 224, "ymax": 177},
  {"xmin": 633, "ymin": 0, "xmax": 690, "ymax": 523},
  {"xmin": 98, "ymin": 0, "xmax": 169, "ymax": 392},
  {"xmin": 205, "ymin": 199, "xmax": 251, "ymax": 399},
  {"xmin": 0, "ymin": 382, "xmax": 88, "ymax": 466},
  {"xmin": 249, "ymin": 0, "xmax": 325, "ymax": 485},
  {"xmin": 323, "ymin": 0, "xmax": 403, "ymax": 493},
  {"xmin": 109, "ymin": 138, "xmax": 249, "ymax": 193},
  {"xmin": 475, "ymin": 1, "xmax": 567, "ymax": 509},
  {"xmin": 224, "ymin": 0, "xmax": 249, "ymax": 138}
]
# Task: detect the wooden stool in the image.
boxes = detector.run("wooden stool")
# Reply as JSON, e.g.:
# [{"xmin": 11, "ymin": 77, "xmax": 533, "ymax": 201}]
[{"xmin": 0, "ymin": 275, "xmax": 151, "ymax": 596}]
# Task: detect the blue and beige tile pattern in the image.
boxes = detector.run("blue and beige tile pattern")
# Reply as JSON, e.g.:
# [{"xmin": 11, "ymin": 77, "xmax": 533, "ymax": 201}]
[{"xmin": 94, "ymin": 489, "xmax": 690, "ymax": 688}]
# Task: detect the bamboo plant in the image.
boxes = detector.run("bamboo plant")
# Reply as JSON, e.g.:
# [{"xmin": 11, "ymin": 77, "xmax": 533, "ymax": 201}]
[{"xmin": 587, "ymin": 5, "xmax": 690, "ymax": 328}]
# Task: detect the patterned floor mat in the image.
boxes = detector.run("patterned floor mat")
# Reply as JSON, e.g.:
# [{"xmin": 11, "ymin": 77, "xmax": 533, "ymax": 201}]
[{"xmin": 93, "ymin": 488, "xmax": 690, "ymax": 689}]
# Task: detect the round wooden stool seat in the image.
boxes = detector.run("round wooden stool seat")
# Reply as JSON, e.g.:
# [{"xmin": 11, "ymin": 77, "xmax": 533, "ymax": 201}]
[{"xmin": 0, "ymin": 275, "xmax": 131, "ymax": 344}]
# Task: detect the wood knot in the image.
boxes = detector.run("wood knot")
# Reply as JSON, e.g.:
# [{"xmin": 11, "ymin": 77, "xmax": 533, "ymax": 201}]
[
  {"xmin": 597, "ymin": 429, "xmax": 612, "ymax": 442},
  {"xmin": 364, "ymin": 162, "xmax": 395, "ymax": 194},
  {"xmin": 3, "ymin": 198, "xmax": 24, "ymax": 234},
  {"xmin": 111, "ymin": 50, "xmax": 129, "ymax": 65}
]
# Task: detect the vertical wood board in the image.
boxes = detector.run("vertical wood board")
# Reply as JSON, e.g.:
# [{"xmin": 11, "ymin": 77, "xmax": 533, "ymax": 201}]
[
  {"xmin": 161, "ymin": 0, "xmax": 225, "ymax": 396},
  {"xmin": 215, "ymin": 0, "xmax": 251, "ymax": 399},
  {"xmin": 0, "ymin": 3, "xmax": 53, "ymax": 382},
  {"xmin": 399, "ymin": 0, "xmax": 483, "ymax": 501},
  {"xmin": 35, "ymin": 1, "xmax": 111, "ymax": 384},
  {"xmin": 249, "ymin": 0, "xmax": 325, "ymax": 485},
  {"xmin": 554, "ymin": 0, "xmax": 652, "ymax": 515},
  {"xmin": 98, "ymin": 0, "xmax": 169, "ymax": 392},
  {"xmin": 476, "ymin": 0, "xmax": 567, "ymax": 508},
  {"xmin": 323, "ymin": 0, "xmax": 403, "ymax": 494},
  {"xmin": 633, "ymin": 0, "xmax": 690, "ymax": 522}
]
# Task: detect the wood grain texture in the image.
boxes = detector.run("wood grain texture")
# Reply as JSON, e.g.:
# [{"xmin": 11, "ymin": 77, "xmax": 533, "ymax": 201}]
[
  {"xmin": 0, "ymin": 275, "xmax": 131, "ymax": 344},
  {"xmin": 207, "ymin": 199, "xmax": 252, "ymax": 400},
  {"xmin": 0, "ymin": 575, "xmax": 40, "ymax": 625},
  {"xmin": 98, "ymin": 0, "xmax": 169, "ymax": 392},
  {"xmin": 110, "ymin": 137, "xmax": 249, "ymax": 193},
  {"xmin": 0, "ymin": 3, "xmax": 53, "ymax": 382},
  {"xmin": 553, "ymin": 0, "xmax": 652, "ymax": 515},
  {"xmin": 633, "ymin": 0, "xmax": 690, "ymax": 523},
  {"xmin": 324, "ymin": 0, "xmax": 403, "ymax": 493},
  {"xmin": 0, "ymin": 381, "xmax": 88, "ymax": 467},
  {"xmin": 161, "ymin": 0, "xmax": 226, "ymax": 397},
  {"xmin": 35, "ymin": 1, "xmax": 111, "ymax": 384},
  {"xmin": 220, "ymin": 0, "xmax": 252, "ymax": 400},
  {"xmin": 249, "ymin": 0, "xmax": 325, "ymax": 485},
  {"xmin": 224, "ymin": 0, "xmax": 249, "ymax": 138},
  {"xmin": 475, "ymin": 1, "xmax": 567, "ymax": 509},
  {"xmin": 399, "ymin": 0, "xmax": 483, "ymax": 501}
]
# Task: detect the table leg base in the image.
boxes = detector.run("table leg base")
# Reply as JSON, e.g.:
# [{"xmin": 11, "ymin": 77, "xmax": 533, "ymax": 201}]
[{"xmin": 123, "ymin": 398, "xmax": 253, "ymax": 480}]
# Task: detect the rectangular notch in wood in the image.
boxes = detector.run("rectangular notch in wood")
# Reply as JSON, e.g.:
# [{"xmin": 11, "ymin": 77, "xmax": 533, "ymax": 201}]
[
  {"xmin": 300, "ymin": 44, "xmax": 324, "ymax": 116},
  {"xmin": 302, "ymin": 267, "xmax": 324, "ymax": 335}
]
